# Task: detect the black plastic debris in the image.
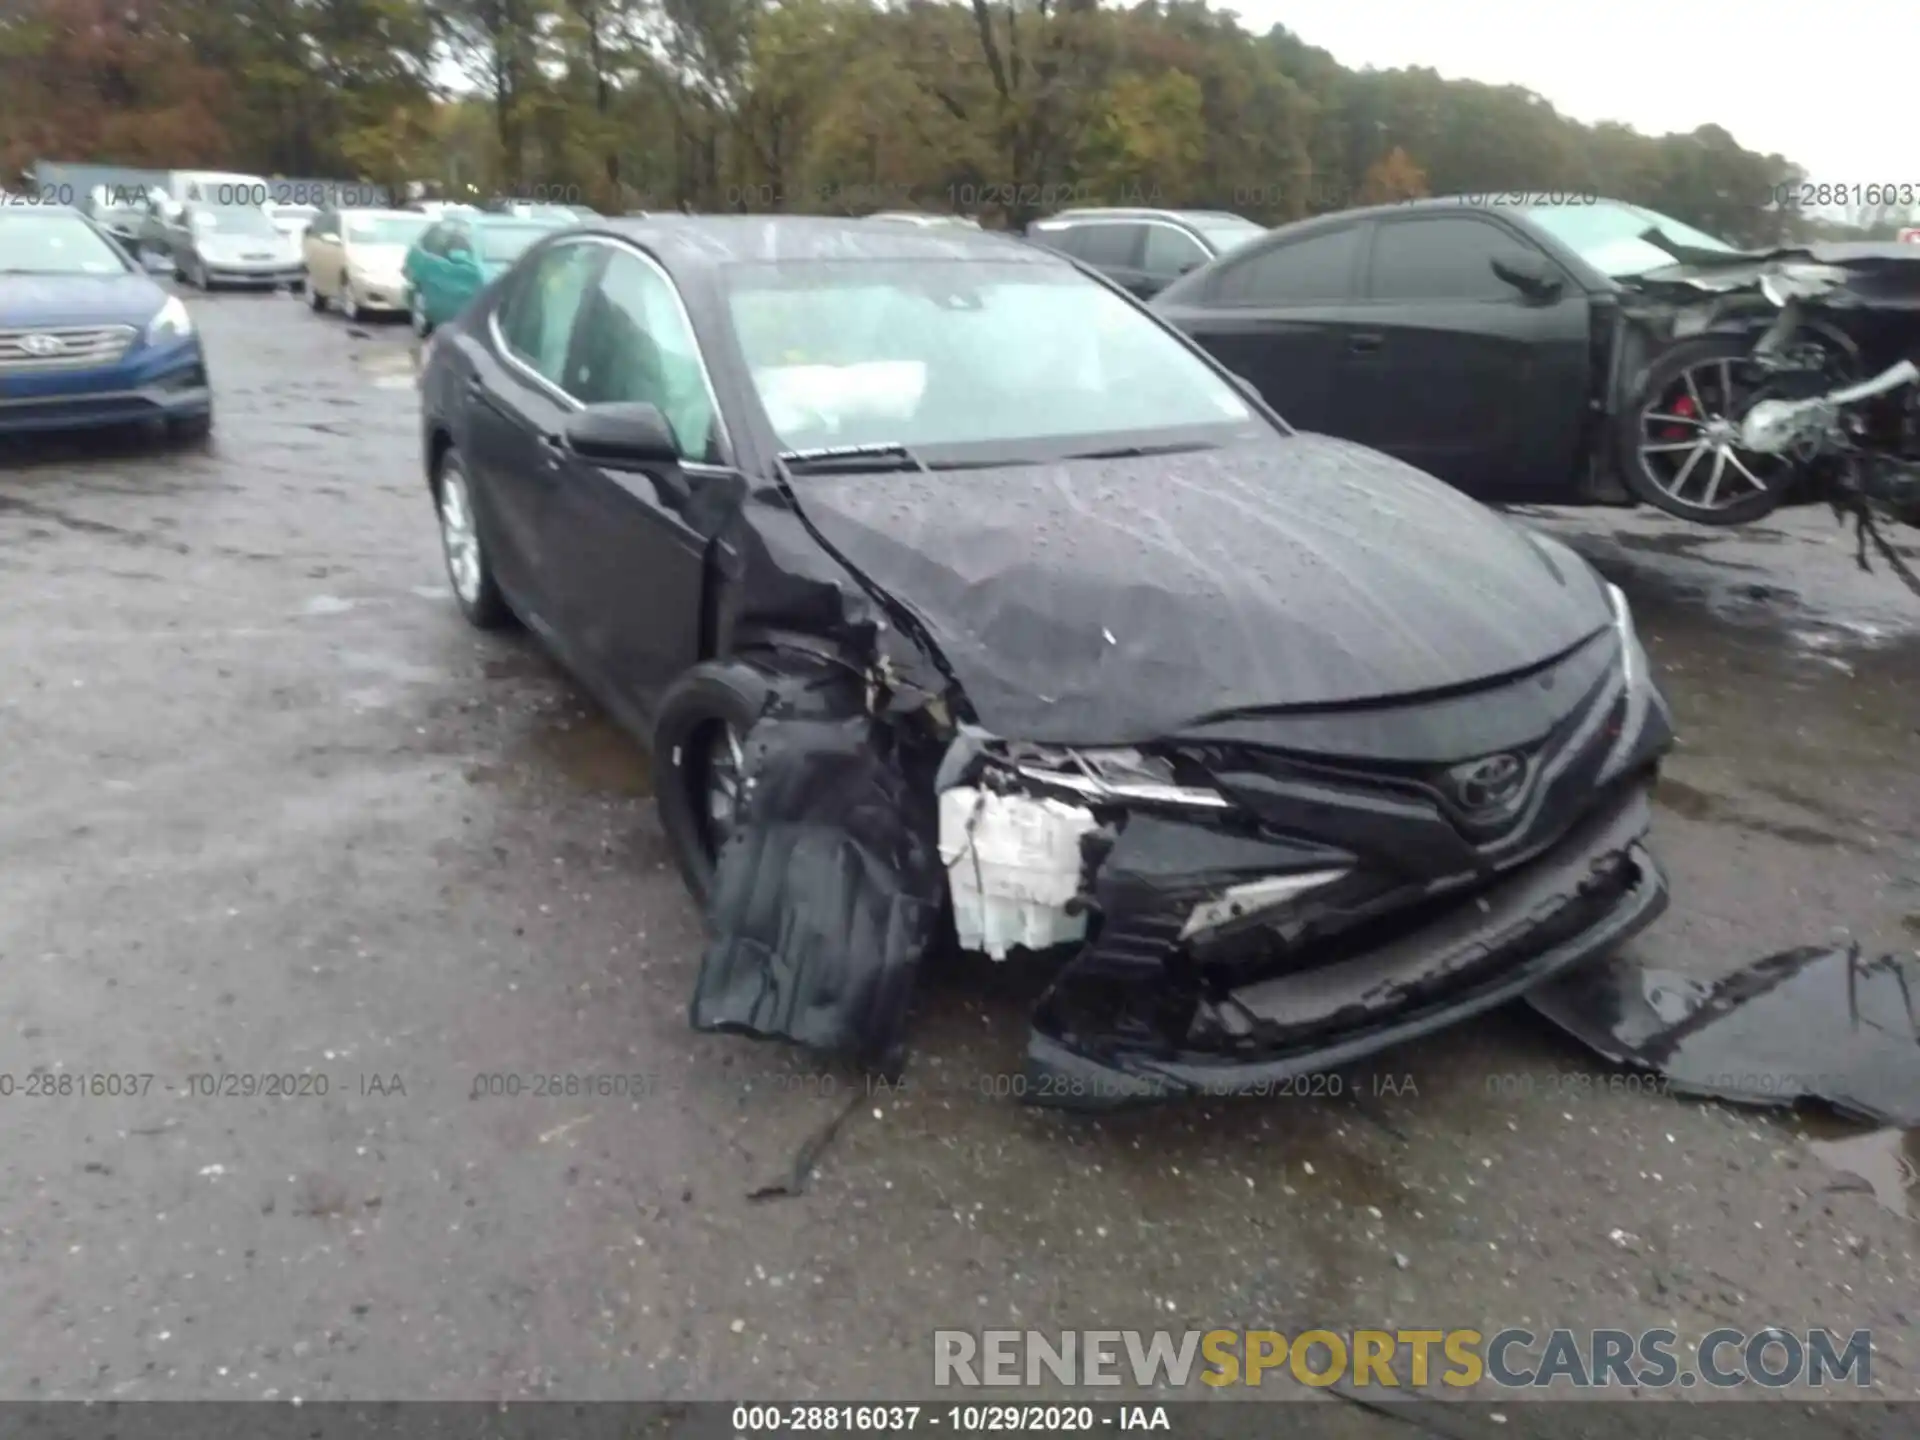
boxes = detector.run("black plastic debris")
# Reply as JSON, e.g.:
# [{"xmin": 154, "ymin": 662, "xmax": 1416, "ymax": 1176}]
[
  {"xmin": 690, "ymin": 715, "xmax": 941, "ymax": 1079},
  {"xmin": 1528, "ymin": 944, "xmax": 1920, "ymax": 1126}
]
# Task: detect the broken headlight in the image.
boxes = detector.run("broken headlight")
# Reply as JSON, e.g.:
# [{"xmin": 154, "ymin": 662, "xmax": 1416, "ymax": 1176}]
[{"xmin": 1003, "ymin": 744, "xmax": 1232, "ymax": 811}]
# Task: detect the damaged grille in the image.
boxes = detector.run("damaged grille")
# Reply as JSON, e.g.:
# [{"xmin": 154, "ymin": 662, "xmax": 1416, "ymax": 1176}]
[{"xmin": 1180, "ymin": 659, "xmax": 1628, "ymax": 877}]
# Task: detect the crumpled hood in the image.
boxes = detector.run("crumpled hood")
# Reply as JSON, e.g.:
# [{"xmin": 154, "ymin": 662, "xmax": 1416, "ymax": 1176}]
[
  {"xmin": 791, "ymin": 435, "xmax": 1613, "ymax": 745},
  {"xmin": 0, "ymin": 272, "xmax": 166, "ymax": 329}
]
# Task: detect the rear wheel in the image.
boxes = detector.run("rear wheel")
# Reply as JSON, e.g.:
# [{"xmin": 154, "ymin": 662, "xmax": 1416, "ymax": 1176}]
[
  {"xmin": 433, "ymin": 450, "xmax": 511, "ymax": 630},
  {"xmin": 1616, "ymin": 334, "xmax": 1800, "ymax": 525}
]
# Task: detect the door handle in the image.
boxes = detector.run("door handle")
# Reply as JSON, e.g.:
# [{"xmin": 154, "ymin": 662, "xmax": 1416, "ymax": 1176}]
[{"xmin": 1349, "ymin": 332, "xmax": 1385, "ymax": 354}]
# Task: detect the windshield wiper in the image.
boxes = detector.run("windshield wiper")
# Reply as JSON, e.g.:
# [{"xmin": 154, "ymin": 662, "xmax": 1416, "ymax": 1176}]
[
  {"xmin": 1060, "ymin": 440, "xmax": 1219, "ymax": 461},
  {"xmin": 778, "ymin": 442, "xmax": 933, "ymax": 475}
]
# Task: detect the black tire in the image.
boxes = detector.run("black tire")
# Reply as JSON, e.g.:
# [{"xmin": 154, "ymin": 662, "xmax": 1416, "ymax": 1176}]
[
  {"xmin": 1614, "ymin": 333, "xmax": 1798, "ymax": 526},
  {"xmin": 432, "ymin": 449, "xmax": 512, "ymax": 631},
  {"xmin": 652, "ymin": 660, "xmax": 776, "ymax": 906}
]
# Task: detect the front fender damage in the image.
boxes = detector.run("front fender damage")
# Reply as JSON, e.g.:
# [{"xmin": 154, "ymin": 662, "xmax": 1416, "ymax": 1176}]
[{"xmin": 691, "ymin": 713, "xmax": 942, "ymax": 1077}]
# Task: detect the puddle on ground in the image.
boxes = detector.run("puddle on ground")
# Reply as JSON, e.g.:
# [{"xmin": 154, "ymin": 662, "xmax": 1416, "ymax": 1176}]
[
  {"xmin": 1806, "ymin": 1128, "xmax": 1920, "ymax": 1218},
  {"xmin": 356, "ymin": 348, "xmax": 420, "ymax": 391},
  {"xmin": 1652, "ymin": 776, "xmax": 1849, "ymax": 849},
  {"xmin": 511, "ymin": 706, "xmax": 654, "ymax": 797}
]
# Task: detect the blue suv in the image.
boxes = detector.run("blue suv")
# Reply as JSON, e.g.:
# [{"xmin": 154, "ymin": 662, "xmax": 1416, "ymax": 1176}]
[{"xmin": 0, "ymin": 204, "xmax": 212, "ymax": 440}]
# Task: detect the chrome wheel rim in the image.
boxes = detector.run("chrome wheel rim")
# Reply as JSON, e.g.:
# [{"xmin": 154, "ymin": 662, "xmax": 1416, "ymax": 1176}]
[
  {"xmin": 438, "ymin": 468, "xmax": 482, "ymax": 604},
  {"xmin": 703, "ymin": 723, "xmax": 746, "ymax": 849},
  {"xmin": 342, "ymin": 282, "xmax": 358, "ymax": 321},
  {"xmin": 1636, "ymin": 354, "xmax": 1790, "ymax": 512}
]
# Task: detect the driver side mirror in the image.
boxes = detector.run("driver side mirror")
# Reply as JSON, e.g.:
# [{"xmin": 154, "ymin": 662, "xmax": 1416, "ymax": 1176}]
[
  {"xmin": 565, "ymin": 402, "xmax": 689, "ymax": 503},
  {"xmin": 1491, "ymin": 253, "xmax": 1564, "ymax": 302}
]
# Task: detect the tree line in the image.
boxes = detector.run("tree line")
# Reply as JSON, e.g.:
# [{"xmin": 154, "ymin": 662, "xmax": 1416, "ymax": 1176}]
[{"xmin": 3, "ymin": 0, "xmax": 1912, "ymax": 243}]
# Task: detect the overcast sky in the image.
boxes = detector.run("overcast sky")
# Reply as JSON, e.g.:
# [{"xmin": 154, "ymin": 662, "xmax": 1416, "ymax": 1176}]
[{"xmin": 1218, "ymin": 0, "xmax": 1906, "ymax": 192}]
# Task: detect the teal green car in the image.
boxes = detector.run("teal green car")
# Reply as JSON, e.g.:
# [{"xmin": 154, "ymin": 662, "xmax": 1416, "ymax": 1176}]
[{"xmin": 401, "ymin": 214, "xmax": 568, "ymax": 336}]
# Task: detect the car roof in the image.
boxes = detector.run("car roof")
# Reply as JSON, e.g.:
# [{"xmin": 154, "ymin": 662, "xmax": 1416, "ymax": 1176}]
[
  {"xmin": 1255, "ymin": 195, "xmax": 1635, "ymax": 234},
  {"xmin": 560, "ymin": 214, "xmax": 1050, "ymax": 270},
  {"xmin": 1033, "ymin": 208, "xmax": 1229, "ymax": 227}
]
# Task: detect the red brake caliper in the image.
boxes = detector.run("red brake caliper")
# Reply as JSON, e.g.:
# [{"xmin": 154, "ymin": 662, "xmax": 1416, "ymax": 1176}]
[{"xmin": 1664, "ymin": 392, "xmax": 1696, "ymax": 440}]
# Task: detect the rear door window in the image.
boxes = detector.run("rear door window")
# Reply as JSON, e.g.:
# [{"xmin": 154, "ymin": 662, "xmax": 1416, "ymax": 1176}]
[
  {"xmin": 1211, "ymin": 225, "xmax": 1363, "ymax": 305},
  {"xmin": 1073, "ymin": 223, "xmax": 1143, "ymax": 269}
]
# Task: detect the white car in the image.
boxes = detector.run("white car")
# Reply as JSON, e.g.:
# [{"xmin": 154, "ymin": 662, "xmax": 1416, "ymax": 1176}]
[
  {"xmin": 268, "ymin": 203, "xmax": 318, "ymax": 240},
  {"xmin": 302, "ymin": 206, "xmax": 433, "ymax": 321}
]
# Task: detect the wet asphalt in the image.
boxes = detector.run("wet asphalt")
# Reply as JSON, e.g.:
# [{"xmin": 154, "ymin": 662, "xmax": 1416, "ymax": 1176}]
[{"xmin": 1, "ymin": 291, "xmax": 1918, "ymax": 1410}]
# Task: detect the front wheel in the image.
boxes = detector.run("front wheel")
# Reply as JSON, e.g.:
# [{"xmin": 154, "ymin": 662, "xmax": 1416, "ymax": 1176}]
[
  {"xmin": 1615, "ymin": 334, "xmax": 1801, "ymax": 526},
  {"xmin": 433, "ymin": 450, "xmax": 511, "ymax": 631},
  {"xmin": 652, "ymin": 662, "xmax": 775, "ymax": 906},
  {"xmin": 307, "ymin": 275, "xmax": 326, "ymax": 312},
  {"xmin": 410, "ymin": 289, "xmax": 432, "ymax": 337},
  {"xmin": 340, "ymin": 278, "xmax": 361, "ymax": 323}
]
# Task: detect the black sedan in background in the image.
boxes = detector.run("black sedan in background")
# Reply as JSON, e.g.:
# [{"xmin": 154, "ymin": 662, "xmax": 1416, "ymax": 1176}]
[
  {"xmin": 416, "ymin": 215, "xmax": 1672, "ymax": 1100},
  {"xmin": 1152, "ymin": 196, "xmax": 1747, "ymax": 510}
]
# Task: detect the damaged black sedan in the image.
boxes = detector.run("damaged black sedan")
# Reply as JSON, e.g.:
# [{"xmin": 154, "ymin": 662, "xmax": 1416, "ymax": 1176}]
[{"xmin": 417, "ymin": 215, "xmax": 1675, "ymax": 1106}]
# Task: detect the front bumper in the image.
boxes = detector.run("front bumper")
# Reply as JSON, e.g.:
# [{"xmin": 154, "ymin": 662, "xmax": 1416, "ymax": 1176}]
[
  {"xmin": 201, "ymin": 259, "xmax": 304, "ymax": 287},
  {"xmin": 348, "ymin": 277, "xmax": 409, "ymax": 312},
  {"xmin": 0, "ymin": 340, "xmax": 211, "ymax": 436},
  {"xmin": 1024, "ymin": 782, "xmax": 1667, "ymax": 1107}
]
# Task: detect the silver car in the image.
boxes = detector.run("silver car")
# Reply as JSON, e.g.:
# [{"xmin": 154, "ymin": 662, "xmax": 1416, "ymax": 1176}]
[{"xmin": 158, "ymin": 202, "xmax": 305, "ymax": 289}]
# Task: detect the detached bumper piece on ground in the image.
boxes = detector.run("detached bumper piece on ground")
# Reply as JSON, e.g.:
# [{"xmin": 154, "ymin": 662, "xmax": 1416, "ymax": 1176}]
[{"xmin": 1530, "ymin": 944, "xmax": 1920, "ymax": 1128}]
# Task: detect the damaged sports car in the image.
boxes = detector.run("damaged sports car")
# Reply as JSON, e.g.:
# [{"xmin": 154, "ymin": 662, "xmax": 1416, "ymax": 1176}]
[{"xmin": 418, "ymin": 215, "xmax": 1675, "ymax": 1105}]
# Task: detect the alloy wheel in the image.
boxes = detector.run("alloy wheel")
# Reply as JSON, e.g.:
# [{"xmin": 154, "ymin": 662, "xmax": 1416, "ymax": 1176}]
[
  {"xmin": 341, "ymin": 279, "xmax": 360, "ymax": 323},
  {"xmin": 410, "ymin": 292, "xmax": 430, "ymax": 337},
  {"xmin": 1634, "ymin": 354, "xmax": 1791, "ymax": 514},
  {"xmin": 702, "ymin": 722, "xmax": 747, "ymax": 851},
  {"xmin": 437, "ymin": 467, "xmax": 482, "ymax": 605}
]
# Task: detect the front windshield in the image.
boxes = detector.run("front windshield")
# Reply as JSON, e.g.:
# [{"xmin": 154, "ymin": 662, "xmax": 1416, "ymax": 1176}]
[
  {"xmin": 0, "ymin": 212, "xmax": 132, "ymax": 274},
  {"xmin": 478, "ymin": 223, "xmax": 558, "ymax": 263},
  {"xmin": 193, "ymin": 206, "xmax": 280, "ymax": 239},
  {"xmin": 1189, "ymin": 218, "xmax": 1265, "ymax": 254},
  {"xmin": 345, "ymin": 214, "xmax": 431, "ymax": 246},
  {"xmin": 1517, "ymin": 201, "xmax": 1738, "ymax": 277},
  {"xmin": 724, "ymin": 259, "xmax": 1258, "ymax": 454}
]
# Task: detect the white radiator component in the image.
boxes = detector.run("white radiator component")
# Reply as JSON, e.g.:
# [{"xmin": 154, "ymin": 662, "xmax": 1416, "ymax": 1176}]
[{"xmin": 938, "ymin": 786, "xmax": 1097, "ymax": 960}]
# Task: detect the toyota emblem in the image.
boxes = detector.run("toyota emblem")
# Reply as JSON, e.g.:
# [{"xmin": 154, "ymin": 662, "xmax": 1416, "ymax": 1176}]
[
  {"xmin": 19, "ymin": 332, "xmax": 66, "ymax": 357},
  {"xmin": 1447, "ymin": 752, "xmax": 1529, "ymax": 812}
]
